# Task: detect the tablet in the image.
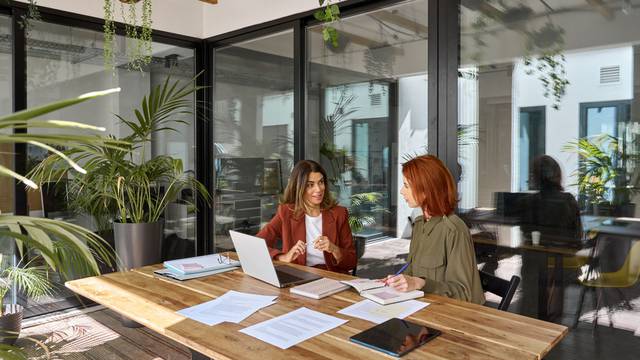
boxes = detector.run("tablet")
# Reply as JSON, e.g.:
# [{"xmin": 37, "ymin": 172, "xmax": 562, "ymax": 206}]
[{"xmin": 349, "ymin": 318, "xmax": 441, "ymax": 357}]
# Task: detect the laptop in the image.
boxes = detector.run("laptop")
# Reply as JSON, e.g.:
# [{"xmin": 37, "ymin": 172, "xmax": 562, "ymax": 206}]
[{"xmin": 229, "ymin": 230, "xmax": 321, "ymax": 288}]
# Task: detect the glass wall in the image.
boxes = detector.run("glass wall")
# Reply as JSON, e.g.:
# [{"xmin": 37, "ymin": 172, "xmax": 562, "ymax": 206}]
[
  {"xmin": 459, "ymin": 0, "xmax": 640, "ymax": 339},
  {"xmin": 212, "ymin": 30, "xmax": 295, "ymax": 251},
  {"xmin": 24, "ymin": 20, "xmax": 196, "ymax": 315},
  {"xmin": 0, "ymin": 14, "xmax": 12, "ymax": 215},
  {"xmin": 0, "ymin": 14, "xmax": 16, "ymax": 309},
  {"xmin": 306, "ymin": 0, "xmax": 428, "ymax": 242}
]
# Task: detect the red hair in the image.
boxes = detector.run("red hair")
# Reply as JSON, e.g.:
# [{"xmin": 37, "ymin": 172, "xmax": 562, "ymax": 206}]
[{"xmin": 402, "ymin": 155, "xmax": 457, "ymax": 217}]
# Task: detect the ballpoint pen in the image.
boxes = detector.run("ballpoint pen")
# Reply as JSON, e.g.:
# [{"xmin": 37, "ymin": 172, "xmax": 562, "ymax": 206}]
[{"xmin": 384, "ymin": 261, "xmax": 411, "ymax": 285}]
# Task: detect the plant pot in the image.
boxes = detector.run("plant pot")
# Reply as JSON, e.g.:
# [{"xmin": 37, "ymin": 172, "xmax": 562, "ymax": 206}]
[
  {"xmin": 0, "ymin": 304, "xmax": 23, "ymax": 346},
  {"xmin": 113, "ymin": 221, "xmax": 163, "ymax": 328},
  {"xmin": 113, "ymin": 221, "xmax": 163, "ymax": 271}
]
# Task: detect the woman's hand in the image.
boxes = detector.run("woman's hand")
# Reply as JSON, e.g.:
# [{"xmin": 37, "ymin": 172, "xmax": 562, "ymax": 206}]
[
  {"xmin": 384, "ymin": 274, "xmax": 426, "ymax": 292},
  {"xmin": 314, "ymin": 236, "xmax": 342, "ymax": 262},
  {"xmin": 276, "ymin": 240, "xmax": 305, "ymax": 262}
]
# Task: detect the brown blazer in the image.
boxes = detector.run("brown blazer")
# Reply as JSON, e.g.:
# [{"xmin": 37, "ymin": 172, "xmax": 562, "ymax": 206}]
[{"xmin": 256, "ymin": 204, "xmax": 356, "ymax": 274}]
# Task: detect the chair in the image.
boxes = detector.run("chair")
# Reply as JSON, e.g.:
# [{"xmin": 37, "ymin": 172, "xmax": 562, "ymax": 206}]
[
  {"xmin": 573, "ymin": 240, "xmax": 640, "ymax": 329},
  {"xmin": 479, "ymin": 271, "xmax": 520, "ymax": 311},
  {"xmin": 351, "ymin": 235, "xmax": 366, "ymax": 276}
]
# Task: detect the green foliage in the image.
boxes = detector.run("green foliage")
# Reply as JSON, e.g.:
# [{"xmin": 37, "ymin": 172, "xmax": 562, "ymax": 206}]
[
  {"xmin": 314, "ymin": 0, "xmax": 341, "ymax": 48},
  {"xmin": 563, "ymin": 134, "xmax": 629, "ymax": 205},
  {"xmin": 0, "ymin": 86, "xmax": 120, "ymax": 359},
  {"xmin": 0, "ymin": 256, "xmax": 53, "ymax": 312},
  {"xmin": 104, "ymin": 0, "xmax": 153, "ymax": 71},
  {"xmin": 29, "ymin": 75, "xmax": 211, "ymax": 226}
]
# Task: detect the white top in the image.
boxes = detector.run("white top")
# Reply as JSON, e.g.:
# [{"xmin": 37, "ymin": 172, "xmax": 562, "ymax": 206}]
[{"xmin": 305, "ymin": 214, "xmax": 326, "ymax": 266}]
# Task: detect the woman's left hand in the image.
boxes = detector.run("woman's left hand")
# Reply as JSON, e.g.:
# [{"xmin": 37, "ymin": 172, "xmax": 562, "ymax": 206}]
[
  {"xmin": 314, "ymin": 236, "xmax": 342, "ymax": 261},
  {"xmin": 385, "ymin": 274, "xmax": 426, "ymax": 292}
]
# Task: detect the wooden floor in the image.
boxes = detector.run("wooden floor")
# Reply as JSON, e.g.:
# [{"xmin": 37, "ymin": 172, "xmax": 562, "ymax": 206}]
[{"xmin": 19, "ymin": 307, "xmax": 190, "ymax": 359}]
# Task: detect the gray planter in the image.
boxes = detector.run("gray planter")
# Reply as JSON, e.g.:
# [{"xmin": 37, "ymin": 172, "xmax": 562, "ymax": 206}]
[
  {"xmin": 113, "ymin": 221, "xmax": 163, "ymax": 270},
  {"xmin": 113, "ymin": 221, "xmax": 163, "ymax": 328},
  {"xmin": 0, "ymin": 304, "xmax": 23, "ymax": 346}
]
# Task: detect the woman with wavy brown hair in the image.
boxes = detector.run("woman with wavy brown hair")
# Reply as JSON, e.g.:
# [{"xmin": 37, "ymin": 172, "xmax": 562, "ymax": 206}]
[
  {"xmin": 256, "ymin": 160, "xmax": 356, "ymax": 274},
  {"xmin": 384, "ymin": 155, "xmax": 485, "ymax": 304}
]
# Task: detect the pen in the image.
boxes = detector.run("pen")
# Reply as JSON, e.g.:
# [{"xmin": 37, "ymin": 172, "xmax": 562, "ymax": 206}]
[{"xmin": 384, "ymin": 261, "xmax": 411, "ymax": 285}]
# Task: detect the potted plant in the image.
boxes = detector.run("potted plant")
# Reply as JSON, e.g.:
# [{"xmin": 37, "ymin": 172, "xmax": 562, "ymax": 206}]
[
  {"xmin": 0, "ymin": 255, "xmax": 53, "ymax": 346},
  {"xmin": 0, "ymin": 89, "xmax": 120, "ymax": 358},
  {"xmin": 563, "ymin": 134, "xmax": 637, "ymax": 216},
  {"xmin": 30, "ymin": 76, "xmax": 210, "ymax": 272}
]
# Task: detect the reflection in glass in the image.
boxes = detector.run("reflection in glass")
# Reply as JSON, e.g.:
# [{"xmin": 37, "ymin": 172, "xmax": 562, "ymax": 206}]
[
  {"xmin": 212, "ymin": 30, "xmax": 295, "ymax": 252},
  {"xmin": 306, "ymin": 0, "xmax": 428, "ymax": 241},
  {"xmin": 24, "ymin": 20, "xmax": 196, "ymax": 316},
  {"xmin": 459, "ymin": 0, "xmax": 640, "ymax": 338}
]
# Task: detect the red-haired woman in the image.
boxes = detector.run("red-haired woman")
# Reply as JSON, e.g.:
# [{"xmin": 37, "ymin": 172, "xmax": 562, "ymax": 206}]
[
  {"xmin": 256, "ymin": 160, "xmax": 356, "ymax": 274},
  {"xmin": 385, "ymin": 155, "xmax": 485, "ymax": 304}
]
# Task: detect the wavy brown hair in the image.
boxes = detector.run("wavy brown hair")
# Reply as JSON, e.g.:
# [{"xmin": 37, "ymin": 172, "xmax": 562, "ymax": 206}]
[{"xmin": 282, "ymin": 160, "xmax": 336, "ymax": 217}]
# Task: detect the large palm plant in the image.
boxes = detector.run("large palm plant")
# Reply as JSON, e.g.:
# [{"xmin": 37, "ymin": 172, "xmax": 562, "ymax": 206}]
[
  {"xmin": 29, "ymin": 75, "xmax": 210, "ymax": 229},
  {"xmin": 0, "ymin": 89, "xmax": 121, "ymax": 358}
]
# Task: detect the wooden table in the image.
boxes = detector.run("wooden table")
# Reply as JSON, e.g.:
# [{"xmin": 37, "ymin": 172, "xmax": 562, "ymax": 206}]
[{"xmin": 66, "ymin": 259, "xmax": 567, "ymax": 360}]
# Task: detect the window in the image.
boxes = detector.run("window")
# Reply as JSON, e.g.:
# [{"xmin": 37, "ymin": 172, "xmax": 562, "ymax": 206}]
[
  {"xmin": 212, "ymin": 29, "xmax": 295, "ymax": 252},
  {"xmin": 519, "ymin": 106, "xmax": 545, "ymax": 191},
  {"xmin": 25, "ymin": 20, "xmax": 196, "ymax": 316},
  {"xmin": 306, "ymin": 0, "xmax": 428, "ymax": 241},
  {"xmin": 459, "ymin": 1, "xmax": 640, "ymax": 329}
]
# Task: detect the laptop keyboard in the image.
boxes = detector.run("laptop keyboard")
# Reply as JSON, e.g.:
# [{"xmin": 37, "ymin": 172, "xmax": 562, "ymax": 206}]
[{"xmin": 275, "ymin": 269, "xmax": 302, "ymax": 284}]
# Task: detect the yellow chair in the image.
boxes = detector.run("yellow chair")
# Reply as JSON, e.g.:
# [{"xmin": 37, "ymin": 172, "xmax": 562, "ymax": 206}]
[{"xmin": 573, "ymin": 240, "xmax": 640, "ymax": 328}]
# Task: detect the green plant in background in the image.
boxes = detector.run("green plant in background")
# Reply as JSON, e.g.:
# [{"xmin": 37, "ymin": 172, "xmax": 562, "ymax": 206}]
[
  {"xmin": 314, "ymin": 0, "xmax": 341, "ymax": 48},
  {"xmin": 319, "ymin": 91, "xmax": 386, "ymax": 233},
  {"xmin": 103, "ymin": 0, "xmax": 153, "ymax": 71},
  {"xmin": 0, "ymin": 89, "xmax": 120, "ymax": 359},
  {"xmin": 563, "ymin": 134, "xmax": 634, "ymax": 207},
  {"xmin": 30, "ymin": 75, "xmax": 210, "ymax": 228},
  {"xmin": 0, "ymin": 255, "xmax": 52, "ymax": 314}
]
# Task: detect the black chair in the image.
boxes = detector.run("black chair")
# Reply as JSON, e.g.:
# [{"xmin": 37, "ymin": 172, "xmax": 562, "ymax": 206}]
[
  {"xmin": 479, "ymin": 271, "xmax": 520, "ymax": 311},
  {"xmin": 352, "ymin": 235, "xmax": 366, "ymax": 276}
]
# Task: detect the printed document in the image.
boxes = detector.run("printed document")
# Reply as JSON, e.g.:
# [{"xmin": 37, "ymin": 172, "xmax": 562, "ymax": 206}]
[
  {"xmin": 178, "ymin": 290, "xmax": 277, "ymax": 326},
  {"xmin": 239, "ymin": 307, "xmax": 348, "ymax": 349},
  {"xmin": 338, "ymin": 299, "xmax": 429, "ymax": 324}
]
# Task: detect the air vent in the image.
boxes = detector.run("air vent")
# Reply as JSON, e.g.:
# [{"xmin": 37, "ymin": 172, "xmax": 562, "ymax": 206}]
[
  {"xmin": 600, "ymin": 65, "xmax": 621, "ymax": 84},
  {"xmin": 370, "ymin": 93, "xmax": 382, "ymax": 106}
]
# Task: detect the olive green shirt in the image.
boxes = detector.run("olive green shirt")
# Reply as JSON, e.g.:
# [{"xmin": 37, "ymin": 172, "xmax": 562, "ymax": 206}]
[{"xmin": 406, "ymin": 214, "xmax": 485, "ymax": 305}]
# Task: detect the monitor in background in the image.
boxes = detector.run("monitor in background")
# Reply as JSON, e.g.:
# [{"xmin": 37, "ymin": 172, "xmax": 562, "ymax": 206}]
[
  {"xmin": 494, "ymin": 192, "xmax": 529, "ymax": 218},
  {"xmin": 216, "ymin": 157, "xmax": 264, "ymax": 194}
]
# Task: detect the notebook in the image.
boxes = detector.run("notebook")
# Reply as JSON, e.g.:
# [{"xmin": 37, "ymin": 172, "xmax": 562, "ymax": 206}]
[
  {"xmin": 350, "ymin": 318, "xmax": 441, "ymax": 357},
  {"xmin": 153, "ymin": 266, "xmax": 239, "ymax": 281},
  {"xmin": 163, "ymin": 253, "xmax": 240, "ymax": 275},
  {"xmin": 290, "ymin": 278, "xmax": 350, "ymax": 299},
  {"xmin": 341, "ymin": 278, "xmax": 424, "ymax": 305}
]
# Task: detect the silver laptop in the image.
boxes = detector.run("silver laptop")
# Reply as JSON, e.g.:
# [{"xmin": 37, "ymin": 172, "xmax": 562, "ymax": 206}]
[{"xmin": 229, "ymin": 230, "xmax": 321, "ymax": 288}]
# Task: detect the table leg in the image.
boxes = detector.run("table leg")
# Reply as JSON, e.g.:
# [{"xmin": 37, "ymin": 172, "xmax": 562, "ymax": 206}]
[{"xmin": 191, "ymin": 350, "xmax": 212, "ymax": 360}]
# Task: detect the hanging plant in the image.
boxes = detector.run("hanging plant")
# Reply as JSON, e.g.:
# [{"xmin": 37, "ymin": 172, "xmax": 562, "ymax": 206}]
[
  {"xmin": 314, "ymin": 0, "xmax": 341, "ymax": 48},
  {"xmin": 523, "ymin": 22, "xmax": 569, "ymax": 110},
  {"xmin": 103, "ymin": 0, "xmax": 153, "ymax": 72}
]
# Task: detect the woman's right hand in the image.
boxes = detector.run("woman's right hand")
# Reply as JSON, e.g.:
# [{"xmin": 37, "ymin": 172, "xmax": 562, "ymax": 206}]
[{"xmin": 276, "ymin": 240, "xmax": 306, "ymax": 262}]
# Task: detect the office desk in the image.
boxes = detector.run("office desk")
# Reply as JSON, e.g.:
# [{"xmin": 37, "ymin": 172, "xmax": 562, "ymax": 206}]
[
  {"xmin": 66, "ymin": 259, "xmax": 567, "ymax": 360},
  {"xmin": 471, "ymin": 224, "xmax": 590, "ymax": 322}
]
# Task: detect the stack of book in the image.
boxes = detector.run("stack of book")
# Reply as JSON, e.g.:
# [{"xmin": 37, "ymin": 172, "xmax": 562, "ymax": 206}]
[{"xmin": 154, "ymin": 253, "xmax": 241, "ymax": 281}]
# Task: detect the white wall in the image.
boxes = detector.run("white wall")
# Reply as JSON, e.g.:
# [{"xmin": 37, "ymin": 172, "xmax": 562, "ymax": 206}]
[
  {"xmin": 17, "ymin": 0, "xmax": 204, "ymax": 38},
  {"xmin": 202, "ymin": 0, "xmax": 345, "ymax": 38},
  {"xmin": 513, "ymin": 46, "xmax": 634, "ymax": 194}
]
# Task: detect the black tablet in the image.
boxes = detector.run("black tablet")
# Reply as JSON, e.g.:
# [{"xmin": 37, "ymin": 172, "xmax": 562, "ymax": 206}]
[{"xmin": 349, "ymin": 318, "xmax": 441, "ymax": 357}]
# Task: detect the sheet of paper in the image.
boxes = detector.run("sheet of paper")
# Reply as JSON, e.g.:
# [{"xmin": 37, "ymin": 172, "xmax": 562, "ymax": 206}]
[
  {"xmin": 178, "ymin": 290, "xmax": 277, "ymax": 326},
  {"xmin": 337, "ymin": 299, "xmax": 429, "ymax": 324},
  {"xmin": 239, "ymin": 307, "xmax": 348, "ymax": 349}
]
